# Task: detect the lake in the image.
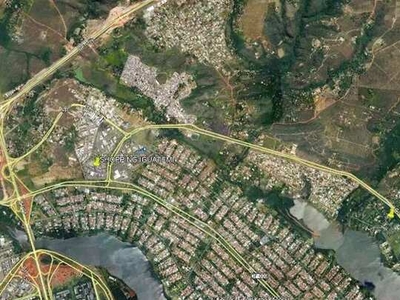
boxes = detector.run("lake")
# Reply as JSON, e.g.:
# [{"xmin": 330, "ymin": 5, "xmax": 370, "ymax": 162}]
[
  {"xmin": 290, "ymin": 200, "xmax": 400, "ymax": 299},
  {"xmin": 36, "ymin": 233, "xmax": 166, "ymax": 300}
]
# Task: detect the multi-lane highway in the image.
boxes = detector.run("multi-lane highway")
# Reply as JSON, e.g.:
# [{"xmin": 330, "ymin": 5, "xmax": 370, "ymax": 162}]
[
  {"xmin": 0, "ymin": 0, "xmax": 397, "ymax": 298},
  {"xmin": 0, "ymin": 2, "xmax": 156, "ymax": 299},
  {"xmin": 0, "ymin": 0, "xmax": 156, "ymax": 112}
]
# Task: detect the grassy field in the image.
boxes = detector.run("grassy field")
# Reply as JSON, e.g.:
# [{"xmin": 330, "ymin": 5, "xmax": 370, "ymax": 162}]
[
  {"xmin": 387, "ymin": 231, "xmax": 400, "ymax": 259},
  {"xmin": 0, "ymin": 49, "xmax": 29, "ymax": 94},
  {"xmin": 71, "ymin": 17, "xmax": 237, "ymax": 131},
  {"xmin": 0, "ymin": 0, "xmax": 123, "ymax": 94},
  {"xmin": 239, "ymin": 0, "xmax": 270, "ymax": 41}
]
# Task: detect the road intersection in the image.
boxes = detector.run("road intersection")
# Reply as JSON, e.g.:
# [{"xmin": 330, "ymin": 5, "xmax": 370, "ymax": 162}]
[
  {"xmin": 0, "ymin": 2, "xmax": 155, "ymax": 299},
  {"xmin": 1, "ymin": 102, "xmax": 398, "ymax": 298},
  {"xmin": 0, "ymin": 0, "xmax": 397, "ymax": 298}
]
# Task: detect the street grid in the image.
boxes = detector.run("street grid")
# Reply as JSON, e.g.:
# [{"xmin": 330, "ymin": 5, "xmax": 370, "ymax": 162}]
[{"xmin": 0, "ymin": 0, "xmax": 397, "ymax": 299}]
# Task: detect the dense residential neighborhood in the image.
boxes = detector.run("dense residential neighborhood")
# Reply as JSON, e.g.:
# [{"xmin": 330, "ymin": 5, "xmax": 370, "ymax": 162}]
[
  {"xmin": 32, "ymin": 138, "xmax": 365, "ymax": 299},
  {"xmin": 121, "ymin": 55, "xmax": 196, "ymax": 123},
  {"xmin": 1, "ymin": 0, "xmax": 400, "ymax": 298}
]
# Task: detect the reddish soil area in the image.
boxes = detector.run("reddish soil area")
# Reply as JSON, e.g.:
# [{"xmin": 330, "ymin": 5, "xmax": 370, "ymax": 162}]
[{"xmin": 50, "ymin": 263, "xmax": 83, "ymax": 288}]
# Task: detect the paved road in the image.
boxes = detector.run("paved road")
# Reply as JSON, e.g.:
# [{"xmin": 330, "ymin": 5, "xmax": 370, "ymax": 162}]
[{"xmin": 0, "ymin": 0, "xmax": 155, "ymax": 112}]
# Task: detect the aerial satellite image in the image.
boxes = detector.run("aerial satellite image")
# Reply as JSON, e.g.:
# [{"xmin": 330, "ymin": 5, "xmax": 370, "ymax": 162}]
[{"xmin": 0, "ymin": 0, "xmax": 400, "ymax": 299}]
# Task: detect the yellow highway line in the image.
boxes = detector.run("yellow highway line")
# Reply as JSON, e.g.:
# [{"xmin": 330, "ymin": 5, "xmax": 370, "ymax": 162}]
[
  {"xmin": 0, "ymin": 256, "xmax": 28, "ymax": 296},
  {"xmin": 106, "ymin": 135, "xmax": 133, "ymax": 183},
  {"xmin": 5, "ymin": 158, "xmax": 50, "ymax": 299},
  {"xmin": 15, "ymin": 292, "xmax": 40, "ymax": 300},
  {"xmin": 40, "ymin": 250, "xmax": 113, "ymax": 299},
  {"xmin": 1, "ymin": 151, "xmax": 50, "ymax": 299},
  {"xmin": 0, "ymin": 119, "xmax": 396, "ymax": 296},
  {"xmin": 21, "ymin": 215, "xmax": 49, "ymax": 299},
  {"xmin": 113, "ymin": 123, "xmax": 398, "ymax": 218},
  {"xmin": 93, "ymin": 120, "xmax": 397, "ymax": 218},
  {"xmin": 3, "ymin": 178, "xmax": 279, "ymax": 296},
  {"xmin": 0, "ymin": 1, "xmax": 156, "ymax": 298},
  {"xmin": 186, "ymin": 124, "xmax": 399, "ymax": 214},
  {"xmin": 1, "ymin": 0, "xmax": 156, "ymax": 110},
  {"xmin": 92, "ymin": 277, "xmax": 102, "ymax": 300},
  {"xmin": 111, "ymin": 180, "xmax": 280, "ymax": 296},
  {"xmin": 4, "ymin": 180, "xmax": 110, "ymax": 204},
  {"xmin": 3, "ymin": 120, "xmax": 395, "ymax": 295},
  {"xmin": 104, "ymin": 118, "xmax": 128, "ymax": 135},
  {"xmin": 46, "ymin": 258, "xmax": 57, "ymax": 297},
  {"xmin": 0, "ymin": 1, "xmax": 395, "ymax": 297}
]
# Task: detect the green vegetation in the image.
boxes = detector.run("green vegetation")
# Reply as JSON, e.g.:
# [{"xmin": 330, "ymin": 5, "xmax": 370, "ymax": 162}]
[
  {"xmin": 73, "ymin": 21, "xmax": 185, "ymax": 123},
  {"xmin": 194, "ymin": 240, "xmax": 210, "ymax": 259},
  {"xmin": 375, "ymin": 122, "xmax": 400, "ymax": 181},
  {"xmin": 0, "ymin": 0, "xmax": 33, "ymax": 47},
  {"xmin": 243, "ymin": 184, "xmax": 315, "ymax": 239},
  {"xmin": 0, "ymin": 207, "xmax": 20, "ymax": 227},
  {"xmin": 108, "ymin": 277, "xmax": 137, "ymax": 300},
  {"xmin": 75, "ymin": 16, "xmax": 230, "ymax": 130},
  {"xmin": 337, "ymin": 186, "xmax": 400, "ymax": 246},
  {"xmin": 228, "ymin": 1, "xmax": 284, "ymax": 125},
  {"xmin": 121, "ymin": 194, "xmax": 131, "ymax": 210},
  {"xmin": 99, "ymin": 268, "xmax": 138, "ymax": 300},
  {"xmin": 182, "ymin": 136, "xmax": 224, "ymax": 165},
  {"xmin": 39, "ymin": 47, "xmax": 52, "ymax": 66},
  {"xmin": 338, "ymin": 189, "xmax": 370, "ymax": 224},
  {"xmin": 15, "ymin": 168, "xmax": 36, "ymax": 191},
  {"xmin": 84, "ymin": 0, "xmax": 120, "ymax": 18},
  {"xmin": 362, "ymin": 89, "xmax": 380, "ymax": 106},
  {"xmin": 73, "ymin": 62, "xmax": 161, "ymax": 118},
  {"xmin": 264, "ymin": 9, "xmax": 285, "ymax": 47},
  {"xmin": 103, "ymin": 48, "xmax": 128, "ymax": 69},
  {"xmin": 0, "ymin": 0, "xmax": 67, "ymax": 93},
  {"xmin": 0, "ymin": 207, "xmax": 24, "ymax": 253},
  {"xmin": 33, "ymin": 149, "xmax": 54, "ymax": 171},
  {"xmin": 245, "ymin": 185, "xmax": 293, "ymax": 211},
  {"xmin": 229, "ymin": 0, "xmax": 373, "ymax": 122},
  {"xmin": 387, "ymin": 231, "xmax": 400, "ymax": 260},
  {"xmin": 74, "ymin": 68, "xmax": 86, "ymax": 83},
  {"xmin": 43, "ymin": 227, "xmax": 78, "ymax": 239},
  {"xmin": 64, "ymin": 126, "xmax": 78, "ymax": 152},
  {"xmin": 5, "ymin": 88, "xmax": 49, "ymax": 156}
]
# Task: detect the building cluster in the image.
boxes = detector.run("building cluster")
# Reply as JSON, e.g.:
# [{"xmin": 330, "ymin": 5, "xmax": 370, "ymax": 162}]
[
  {"xmin": 144, "ymin": 0, "xmax": 234, "ymax": 72},
  {"xmin": 33, "ymin": 138, "xmax": 365, "ymax": 299},
  {"xmin": 0, "ymin": 237, "xmax": 33, "ymax": 300},
  {"xmin": 72, "ymin": 112, "xmax": 121, "ymax": 180},
  {"xmin": 0, "ymin": 237, "xmax": 19, "ymax": 282},
  {"xmin": 134, "ymin": 139, "xmax": 217, "ymax": 203},
  {"xmin": 120, "ymin": 55, "xmax": 196, "ymax": 123},
  {"xmin": 34, "ymin": 190, "xmax": 133, "ymax": 233},
  {"xmin": 70, "ymin": 82, "xmax": 129, "ymax": 131},
  {"xmin": 54, "ymin": 280, "xmax": 95, "ymax": 300},
  {"xmin": 249, "ymin": 216, "xmax": 364, "ymax": 300},
  {"xmin": 111, "ymin": 140, "xmax": 148, "ymax": 181},
  {"xmin": 66, "ymin": 82, "xmax": 127, "ymax": 179},
  {"xmin": 235, "ymin": 151, "xmax": 359, "ymax": 218},
  {"xmin": 0, "ymin": 277, "xmax": 35, "ymax": 300}
]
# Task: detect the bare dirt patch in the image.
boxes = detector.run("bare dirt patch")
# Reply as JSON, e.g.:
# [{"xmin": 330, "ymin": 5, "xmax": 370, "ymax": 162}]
[
  {"xmin": 239, "ymin": 0, "xmax": 269, "ymax": 41},
  {"xmin": 31, "ymin": 163, "xmax": 83, "ymax": 187},
  {"xmin": 314, "ymin": 95, "xmax": 336, "ymax": 115},
  {"xmin": 50, "ymin": 263, "xmax": 82, "ymax": 288}
]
